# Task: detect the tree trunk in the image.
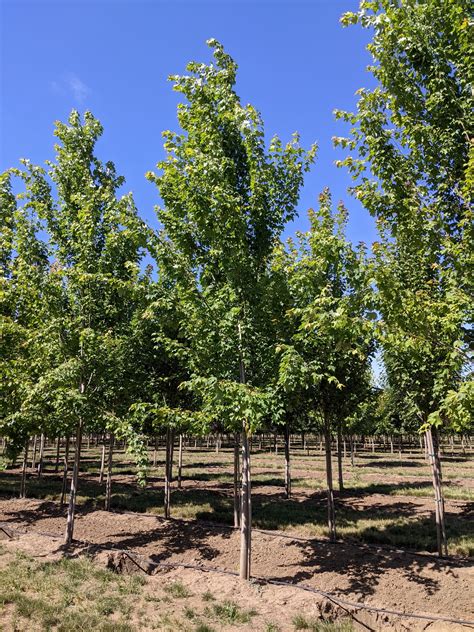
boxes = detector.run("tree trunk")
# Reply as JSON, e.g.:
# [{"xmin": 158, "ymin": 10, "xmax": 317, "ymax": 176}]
[
  {"xmin": 234, "ymin": 433, "xmax": 241, "ymax": 528},
  {"xmin": 169, "ymin": 431, "xmax": 174, "ymax": 482},
  {"xmin": 337, "ymin": 426, "xmax": 344, "ymax": 492},
  {"xmin": 425, "ymin": 426, "xmax": 447, "ymax": 556},
  {"xmin": 64, "ymin": 421, "xmax": 83, "ymax": 545},
  {"xmin": 324, "ymin": 415, "xmax": 336, "ymax": 542},
  {"xmin": 283, "ymin": 423, "xmax": 291, "ymax": 499},
  {"xmin": 20, "ymin": 439, "xmax": 29, "ymax": 498},
  {"xmin": 240, "ymin": 428, "xmax": 251, "ymax": 579},
  {"xmin": 31, "ymin": 435, "xmax": 37, "ymax": 470},
  {"xmin": 177, "ymin": 434, "xmax": 183, "ymax": 489},
  {"xmin": 164, "ymin": 428, "xmax": 174, "ymax": 518},
  {"xmin": 37, "ymin": 433, "xmax": 45, "ymax": 478},
  {"xmin": 350, "ymin": 435, "xmax": 355, "ymax": 467},
  {"xmin": 105, "ymin": 434, "xmax": 114, "ymax": 511},
  {"xmin": 238, "ymin": 321, "xmax": 251, "ymax": 580},
  {"xmin": 99, "ymin": 443, "xmax": 106, "ymax": 485},
  {"xmin": 55, "ymin": 437, "xmax": 61, "ymax": 473},
  {"xmin": 153, "ymin": 436, "xmax": 158, "ymax": 467},
  {"xmin": 60, "ymin": 436, "xmax": 70, "ymax": 509}
]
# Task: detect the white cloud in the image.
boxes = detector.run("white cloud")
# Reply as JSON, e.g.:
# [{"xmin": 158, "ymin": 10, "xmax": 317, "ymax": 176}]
[
  {"xmin": 67, "ymin": 74, "xmax": 90, "ymax": 103},
  {"xmin": 50, "ymin": 74, "xmax": 91, "ymax": 103}
]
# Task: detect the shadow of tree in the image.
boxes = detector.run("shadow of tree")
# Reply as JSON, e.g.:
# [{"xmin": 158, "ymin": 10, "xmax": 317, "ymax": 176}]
[
  {"xmin": 361, "ymin": 459, "xmax": 423, "ymax": 469},
  {"xmin": 262, "ymin": 534, "xmax": 466, "ymax": 599}
]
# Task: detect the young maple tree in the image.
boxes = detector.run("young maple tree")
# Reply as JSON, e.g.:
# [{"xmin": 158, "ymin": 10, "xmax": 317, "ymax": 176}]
[
  {"xmin": 336, "ymin": 0, "xmax": 473, "ymax": 554},
  {"xmin": 147, "ymin": 39, "xmax": 316, "ymax": 579}
]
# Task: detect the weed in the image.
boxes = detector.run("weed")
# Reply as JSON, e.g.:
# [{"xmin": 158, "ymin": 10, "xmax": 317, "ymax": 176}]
[
  {"xmin": 164, "ymin": 580, "xmax": 192, "ymax": 598},
  {"xmin": 202, "ymin": 590, "xmax": 215, "ymax": 601},
  {"xmin": 208, "ymin": 600, "xmax": 256, "ymax": 624},
  {"xmin": 194, "ymin": 624, "xmax": 216, "ymax": 632},
  {"xmin": 184, "ymin": 605, "xmax": 197, "ymax": 619},
  {"xmin": 293, "ymin": 614, "xmax": 353, "ymax": 631}
]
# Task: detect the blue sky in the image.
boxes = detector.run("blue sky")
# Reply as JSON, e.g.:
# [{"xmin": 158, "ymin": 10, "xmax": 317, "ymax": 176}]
[{"xmin": 1, "ymin": 0, "xmax": 376, "ymax": 246}]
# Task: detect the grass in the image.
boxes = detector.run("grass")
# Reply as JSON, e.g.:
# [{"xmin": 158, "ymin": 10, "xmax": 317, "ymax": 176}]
[
  {"xmin": 164, "ymin": 580, "xmax": 192, "ymax": 598},
  {"xmin": 206, "ymin": 600, "xmax": 257, "ymax": 624},
  {"xmin": 0, "ymin": 551, "xmax": 140, "ymax": 631},
  {"xmin": 293, "ymin": 614, "xmax": 353, "ymax": 631}
]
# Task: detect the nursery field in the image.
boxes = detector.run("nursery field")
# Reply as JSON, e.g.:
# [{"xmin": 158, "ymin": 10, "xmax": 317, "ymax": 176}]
[{"xmin": 0, "ymin": 440, "xmax": 473, "ymax": 631}]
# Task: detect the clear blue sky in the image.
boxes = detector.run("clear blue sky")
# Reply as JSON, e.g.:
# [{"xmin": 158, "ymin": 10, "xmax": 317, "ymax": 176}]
[{"xmin": 1, "ymin": 0, "xmax": 376, "ymax": 245}]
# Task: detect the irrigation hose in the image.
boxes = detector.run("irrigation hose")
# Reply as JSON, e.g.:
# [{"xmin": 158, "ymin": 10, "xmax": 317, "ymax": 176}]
[{"xmin": 113, "ymin": 548, "xmax": 474, "ymax": 628}]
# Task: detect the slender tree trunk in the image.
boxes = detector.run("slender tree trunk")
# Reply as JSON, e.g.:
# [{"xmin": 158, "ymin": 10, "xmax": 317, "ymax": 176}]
[
  {"xmin": 105, "ymin": 434, "xmax": 114, "ymax": 511},
  {"xmin": 425, "ymin": 426, "xmax": 447, "ymax": 556},
  {"xmin": 233, "ymin": 433, "xmax": 241, "ymax": 528},
  {"xmin": 60, "ymin": 436, "xmax": 70, "ymax": 509},
  {"xmin": 31, "ymin": 435, "xmax": 37, "ymax": 470},
  {"xmin": 37, "ymin": 433, "xmax": 45, "ymax": 478},
  {"xmin": 283, "ymin": 423, "xmax": 291, "ymax": 499},
  {"xmin": 324, "ymin": 414, "xmax": 336, "ymax": 542},
  {"xmin": 350, "ymin": 435, "xmax": 355, "ymax": 467},
  {"xmin": 240, "ymin": 428, "xmax": 251, "ymax": 579},
  {"xmin": 169, "ymin": 430, "xmax": 174, "ymax": 482},
  {"xmin": 164, "ymin": 428, "xmax": 174, "ymax": 518},
  {"xmin": 64, "ymin": 420, "xmax": 83, "ymax": 545},
  {"xmin": 390, "ymin": 435, "xmax": 394, "ymax": 454},
  {"xmin": 99, "ymin": 443, "xmax": 106, "ymax": 485},
  {"xmin": 20, "ymin": 439, "xmax": 29, "ymax": 498},
  {"xmin": 55, "ymin": 437, "xmax": 61, "ymax": 473},
  {"xmin": 337, "ymin": 426, "xmax": 344, "ymax": 492},
  {"xmin": 177, "ymin": 434, "xmax": 183, "ymax": 489},
  {"xmin": 238, "ymin": 321, "xmax": 251, "ymax": 580},
  {"xmin": 153, "ymin": 436, "xmax": 158, "ymax": 467}
]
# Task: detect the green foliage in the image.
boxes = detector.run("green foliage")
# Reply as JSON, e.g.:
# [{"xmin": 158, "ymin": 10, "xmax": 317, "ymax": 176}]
[
  {"xmin": 147, "ymin": 40, "xmax": 316, "ymax": 432},
  {"xmin": 336, "ymin": 0, "xmax": 473, "ymax": 432},
  {"xmin": 1, "ymin": 111, "xmax": 151, "ymax": 478},
  {"xmin": 274, "ymin": 189, "xmax": 375, "ymax": 432}
]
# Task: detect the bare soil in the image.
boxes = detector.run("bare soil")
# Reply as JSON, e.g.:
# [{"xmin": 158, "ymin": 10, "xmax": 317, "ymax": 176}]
[{"xmin": 0, "ymin": 497, "xmax": 473, "ymax": 631}]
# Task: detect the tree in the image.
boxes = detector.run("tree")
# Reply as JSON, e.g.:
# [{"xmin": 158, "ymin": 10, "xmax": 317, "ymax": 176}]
[
  {"xmin": 276, "ymin": 190, "xmax": 374, "ymax": 540},
  {"xmin": 336, "ymin": 0, "xmax": 473, "ymax": 554},
  {"xmin": 0, "ymin": 169, "xmax": 51, "ymax": 492},
  {"xmin": 18, "ymin": 111, "xmax": 148, "ymax": 544},
  {"xmin": 147, "ymin": 39, "xmax": 315, "ymax": 579}
]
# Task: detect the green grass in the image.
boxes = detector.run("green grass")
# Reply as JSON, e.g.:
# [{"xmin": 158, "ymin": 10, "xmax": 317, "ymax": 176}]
[
  {"xmin": 206, "ymin": 600, "xmax": 257, "ymax": 624},
  {"xmin": 164, "ymin": 580, "xmax": 192, "ymax": 598},
  {"xmin": 293, "ymin": 614, "xmax": 353, "ymax": 631},
  {"xmin": 0, "ymin": 551, "xmax": 140, "ymax": 631}
]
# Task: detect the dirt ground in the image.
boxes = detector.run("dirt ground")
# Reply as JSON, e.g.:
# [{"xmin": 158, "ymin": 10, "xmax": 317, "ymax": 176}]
[
  {"xmin": 0, "ymin": 497, "xmax": 473, "ymax": 631},
  {"xmin": 1, "ymin": 444, "xmax": 473, "ymax": 630}
]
